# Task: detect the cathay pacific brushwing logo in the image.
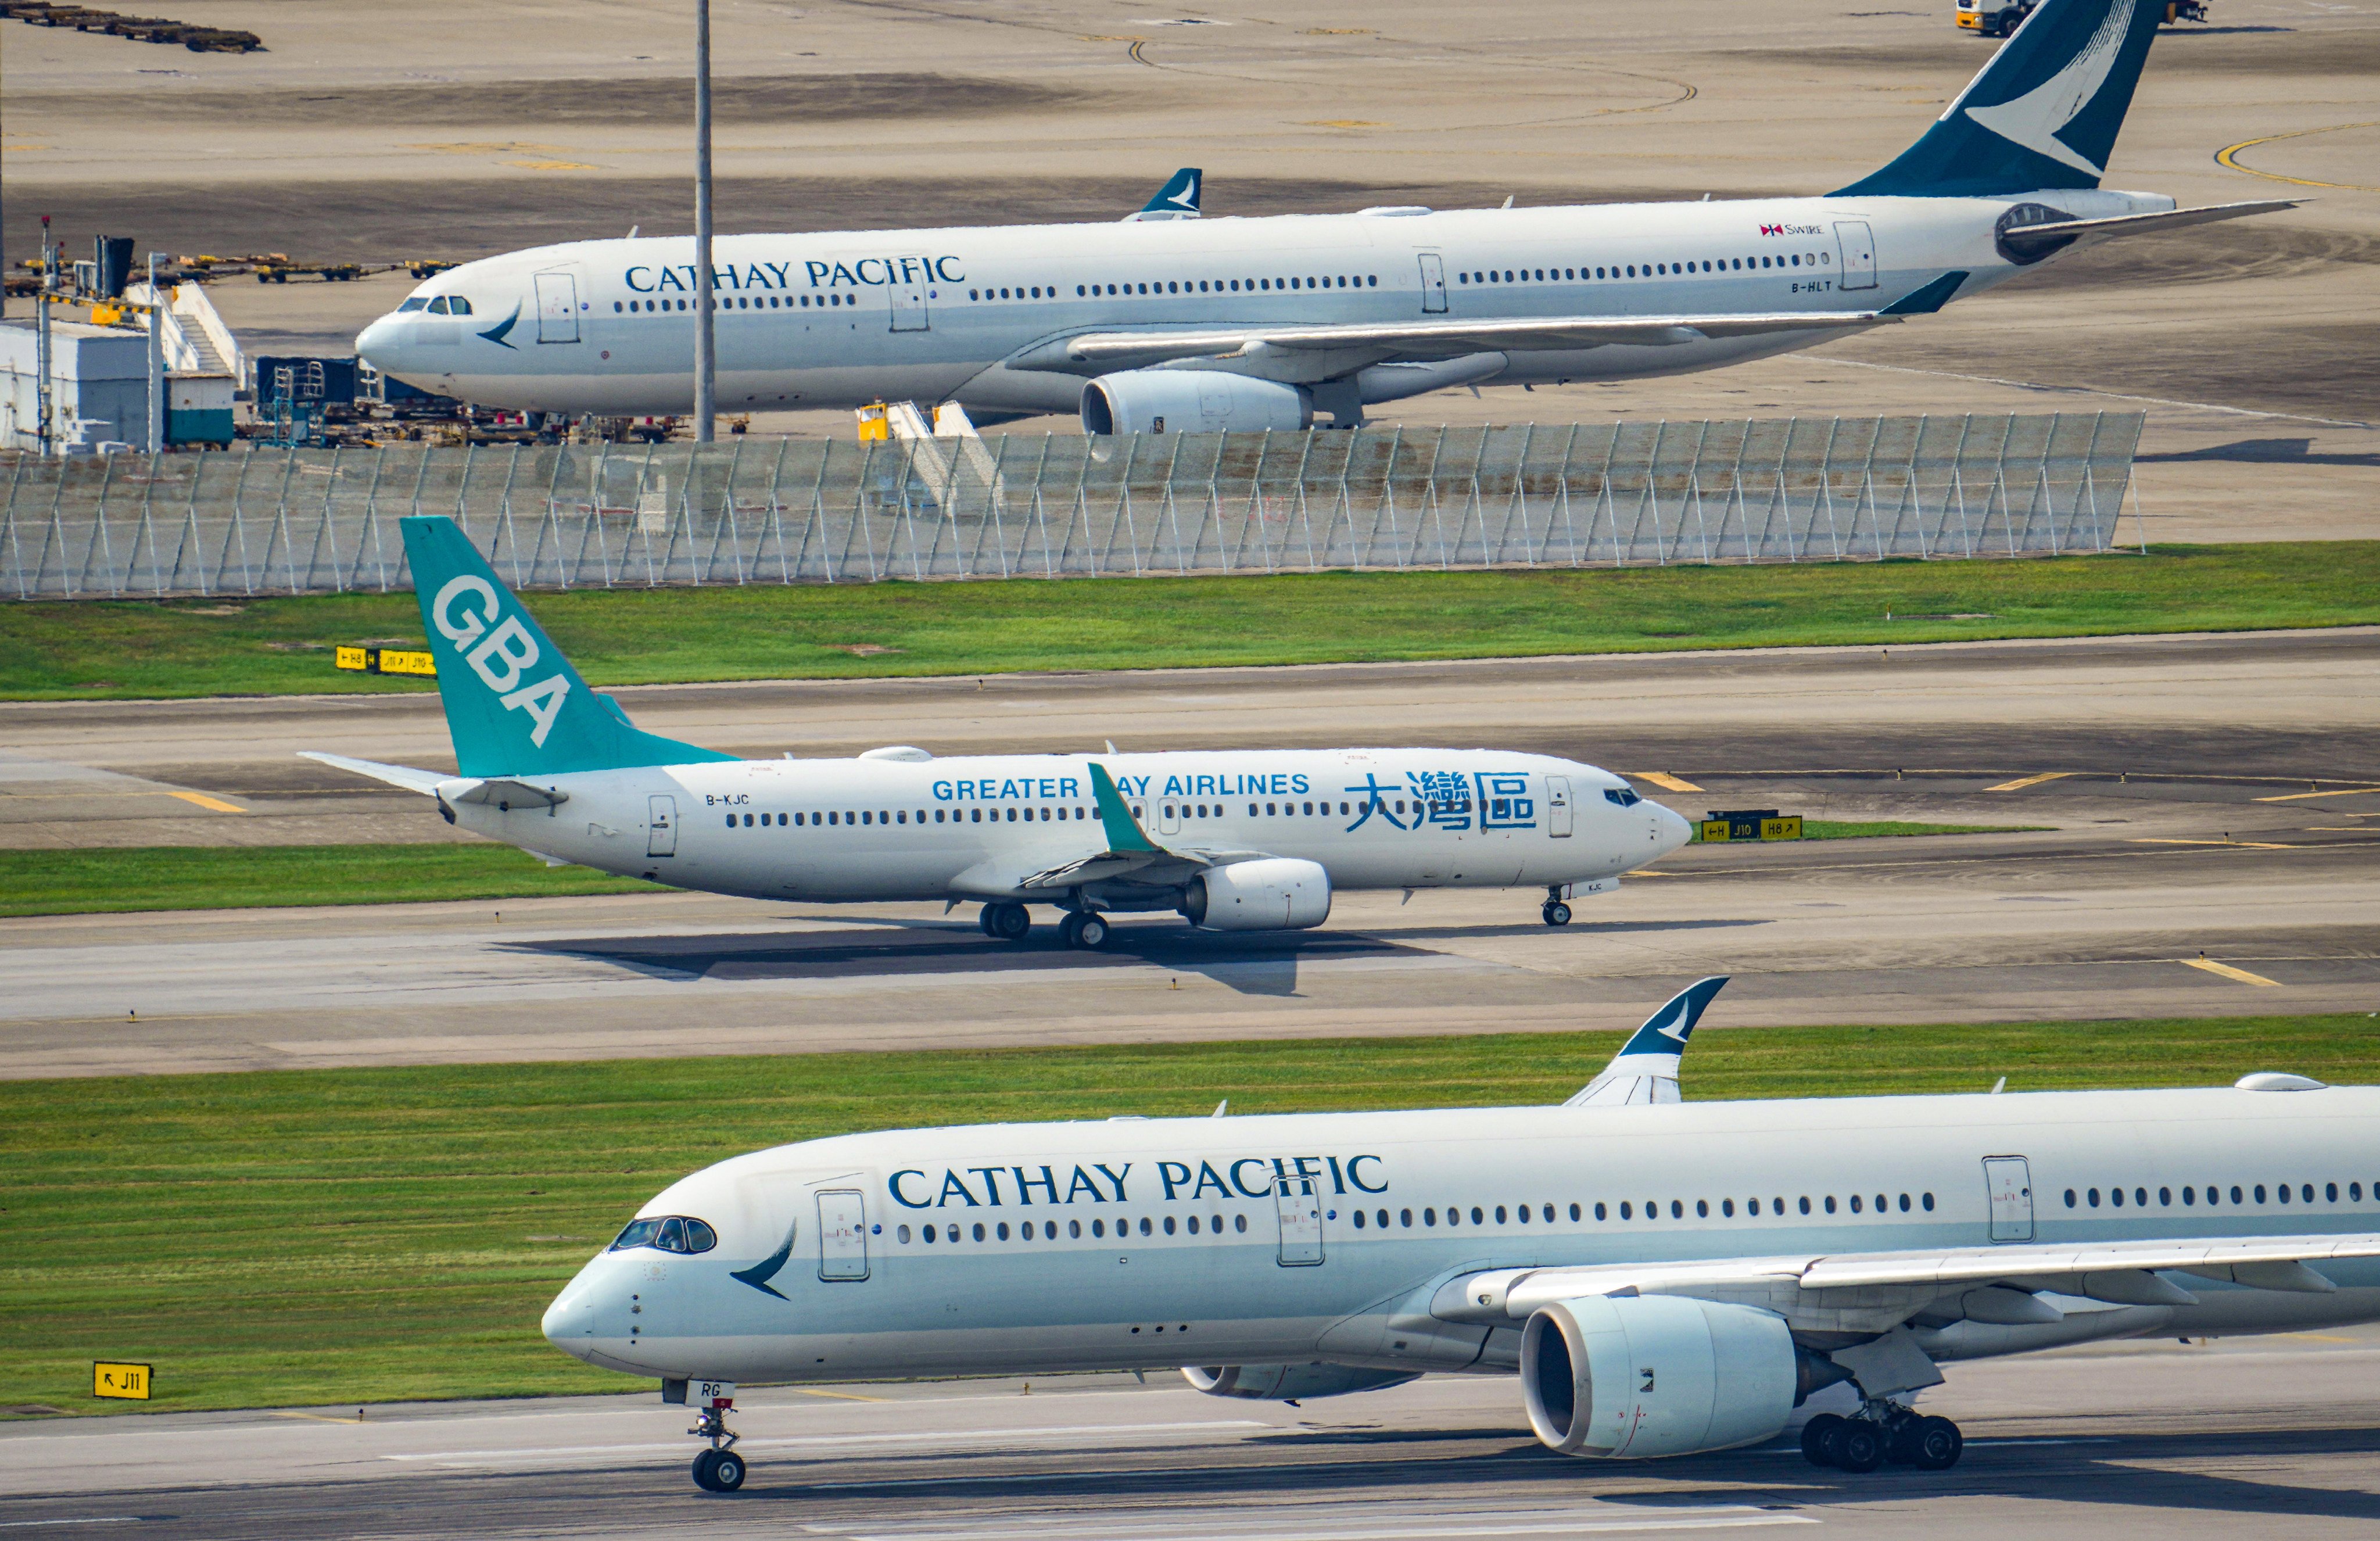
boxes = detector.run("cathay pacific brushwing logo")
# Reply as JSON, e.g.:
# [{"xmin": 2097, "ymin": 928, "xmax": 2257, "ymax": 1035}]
[
  {"xmin": 478, "ymin": 304, "xmax": 521, "ymax": 349},
  {"xmin": 1169, "ymin": 172, "xmax": 1199, "ymax": 209},
  {"xmin": 431, "ymin": 574, "xmax": 570, "ymax": 746},
  {"xmin": 1964, "ymin": 0, "xmax": 2136, "ymax": 176}
]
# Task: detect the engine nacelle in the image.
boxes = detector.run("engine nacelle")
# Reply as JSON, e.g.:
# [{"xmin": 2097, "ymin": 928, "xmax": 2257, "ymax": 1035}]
[
  {"xmin": 1521, "ymin": 1295, "xmax": 1797, "ymax": 1459},
  {"xmin": 1182, "ymin": 858, "xmax": 1331, "ymax": 931},
  {"xmin": 1081, "ymin": 370, "xmax": 1310, "ymax": 435},
  {"xmin": 1182, "ymin": 1363, "xmax": 1420, "ymax": 1402}
]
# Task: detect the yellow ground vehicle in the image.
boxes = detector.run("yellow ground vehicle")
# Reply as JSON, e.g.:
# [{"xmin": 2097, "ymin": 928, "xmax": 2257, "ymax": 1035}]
[{"xmin": 1956, "ymin": 0, "xmax": 2204, "ymax": 37}]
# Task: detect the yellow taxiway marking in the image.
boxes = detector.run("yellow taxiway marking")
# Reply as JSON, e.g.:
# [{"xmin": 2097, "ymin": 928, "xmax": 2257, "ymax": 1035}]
[
  {"xmin": 2255, "ymin": 786, "xmax": 2380, "ymax": 802},
  {"xmin": 793, "ymin": 1387, "xmax": 890, "ymax": 1403},
  {"xmin": 2214, "ymin": 122, "xmax": 2380, "ymax": 193},
  {"xmin": 1631, "ymin": 772, "xmax": 1702, "ymax": 793},
  {"xmin": 2180, "ymin": 958, "xmax": 2283, "ymax": 988},
  {"xmin": 1986, "ymin": 771, "xmax": 2077, "ymax": 793},
  {"xmin": 2130, "ymin": 837, "xmax": 2293, "ymax": 851},
  {"xmin": 167, "ymin": 790, "xmax": 247, "ymax": 813}
]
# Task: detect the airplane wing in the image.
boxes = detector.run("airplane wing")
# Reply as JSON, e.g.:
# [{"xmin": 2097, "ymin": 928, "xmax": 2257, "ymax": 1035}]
[
  {"xmin": 1999, "ymin": 199, "xmax": 2300, "ymax": 260},
  {"xmin": 1432, "ymin": 1231, "xmax": 2380, "ymax": 1334},
  {"xmin": 1007, "ymin": 307, "xmax": 1902, "ymax": 379},
  {"xmin": 1565, "ymin": 977, "xmax": 1729, "ymax": 1106},
  {"xmin": 945, "ymin": 762, "xmax": 1273, "ymax": 897}
]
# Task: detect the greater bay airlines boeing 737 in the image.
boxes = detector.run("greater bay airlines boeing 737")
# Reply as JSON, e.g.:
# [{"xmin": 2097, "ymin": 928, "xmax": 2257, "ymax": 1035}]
[
  {"xmin": 306, "ymin": 517, "xmax": 1691, "ymax": 941},
  {"xmin": 356, "ymin": 0, "xmax": 2293, "ymax": 432},
  {"xmin": 543, "ymin": 977, "xmax": 2380, "ymax": 1492}
]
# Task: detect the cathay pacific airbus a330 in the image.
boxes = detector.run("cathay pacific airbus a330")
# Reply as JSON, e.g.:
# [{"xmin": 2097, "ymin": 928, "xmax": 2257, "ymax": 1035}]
[
  {"xmin": 542, "ymin": 976, "xmax": 2380, "ymax": 1492},
  {"xmin": 307, "ymin": 517, "xmax": 1691, "ymax": 941},
  {"xmin": 356, "ymin": 0, "xmax": 2292, "ymax": 432}
]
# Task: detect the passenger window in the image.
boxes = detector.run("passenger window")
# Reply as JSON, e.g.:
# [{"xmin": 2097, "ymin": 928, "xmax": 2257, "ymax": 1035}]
[
  {"xmin": 1798, "ymin": 1196, "xmax": 1811, "ymax": 1214},
  {"xmin": 1619, "ymin": 1202, "xmax": 1632, "ymax": 1219},
  {"xmin": 1922, "ymin": 1192, "xmax": 1934, "ymax": 1210},
  {"xmin": 1698, "ymin": 1199, "xmax": 1711, "ymax": 1217},
  {"xmin": 1849, "ymin": 1195, "xmax": 1862, "ymax": 1213},
  {"xmin": 1825, "ymin": 1195, "xmax": 1838, "ymax": 1213},
  {"xmin": 1669, "ymin": 1200, "xmax": 1683, "ymax": 1219}
]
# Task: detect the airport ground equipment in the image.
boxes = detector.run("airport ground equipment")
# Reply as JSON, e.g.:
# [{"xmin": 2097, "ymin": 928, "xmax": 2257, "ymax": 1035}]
[
  {"xmin": 0, "ymin": 411, "xmax": 2143, "ymax": 599},
  {"xmin": 1956, "ymin": 0, "xmax": 2203, "ymax": 35}
]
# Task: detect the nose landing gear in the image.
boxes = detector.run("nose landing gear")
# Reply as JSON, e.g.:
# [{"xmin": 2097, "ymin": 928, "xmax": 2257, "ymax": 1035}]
[
  {"xmin": 690, "ymin": 1400, "xmax": 745, "ymax": 1492},
  {"xmin": 1541, "ymin": 886, "xmax": 1572, "ymax": 927}
]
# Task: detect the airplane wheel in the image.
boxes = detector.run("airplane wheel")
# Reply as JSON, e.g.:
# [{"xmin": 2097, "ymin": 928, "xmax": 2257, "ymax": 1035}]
[
  {"xmin": 1836, "ymin": 1421, "xmax": 1886, "ymax": 1474},
  {"xmin": 978, "ymin": 904, "xmax": 998, "ymax": 937},
  {"xmin": 692, "ymin": 1449, "xmax": 721, "ymax": 1490},
  {"xmin": 709, "ymin": 1449, "xmax": 747, "ymax": 1491},
  {"xmin": 1911, "ymin": 1415, "xmax": 1963, "ymax": 1471},
  {"xmin": 1800, "ymin": 1413, "xmax": 1847, "ymax": 1468},
  {"xmin": 1058, "ymin": 911, "xmax": 1085, "ymax": 948},
  {"xmin": 989, "ymin": 902, "xmax": 1031, "ymax": 941},
  {"xmin": 1076, "ymin": 913, "xmax": 1109, "ymax": 949},
  {"xmin": 1542, "ymin": 901, "xmax": 1572, "ymax": 927}
]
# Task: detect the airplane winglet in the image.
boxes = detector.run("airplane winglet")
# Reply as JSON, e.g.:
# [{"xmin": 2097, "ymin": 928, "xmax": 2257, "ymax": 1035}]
[
  {"xmin": 1565, "ymin": 977, "xmax": 1729, "ymax": 1108},
  {"xmin": 1087, "ymin": 762, "xmax": 1159, "ymax": 854},
  {"xmin": 1612, "ymin": 976, "xmax": 1730, "ymax": 1058}
]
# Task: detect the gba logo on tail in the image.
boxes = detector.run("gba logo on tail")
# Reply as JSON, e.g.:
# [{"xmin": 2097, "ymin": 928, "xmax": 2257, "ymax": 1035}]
[{"xmin": 431, "ymin": 575, "xmax": 571, "ymax": 746}]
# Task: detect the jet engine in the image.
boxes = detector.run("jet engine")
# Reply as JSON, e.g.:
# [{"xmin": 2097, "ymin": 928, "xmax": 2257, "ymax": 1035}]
[
  {"xmin": 1182, "ymin": 1363, "xmax": 1420, "ymax": 1402},
  {"xmin": 1182, "ymin": 858, "xmax": 1331, "ymax": 931},
  {"xmin": 1081, "ymin": 370, "xmax": 1310, "ymax": 435},
  {"xmin": 1520, "ymin": 1294, "xmax": 1798, "ymax": 1459}
]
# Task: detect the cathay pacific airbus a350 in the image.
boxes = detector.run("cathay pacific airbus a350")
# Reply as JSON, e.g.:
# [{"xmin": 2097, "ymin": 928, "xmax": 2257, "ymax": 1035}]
[
  {"xmin": 542, "ymin": 976, "xmax": 2380, "ymax": 1492},
  {"xmin": 357, "ymin": 0, "xmax": 2292, "ymax": 431},
  {"xmin": 307, "ymin": 517, "xmax": 1691, "ymax": 941}
]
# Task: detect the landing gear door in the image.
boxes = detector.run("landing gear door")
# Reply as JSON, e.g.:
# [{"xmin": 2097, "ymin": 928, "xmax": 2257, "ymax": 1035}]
[
  {"xmin": 817, "ymin": 1189, "xmax": 870, "ymax": 1280},
  {"xmin": 1417, "ymin": 252, "xmax": 1448, "ymax": 314},
  {"xmin": 1834, "ymin": 221, "xmax": 1877, "ymax": 291},
  {"xmin": 534, "ymin": 270, "xmax": 582, "ymax": 342},
  {"xmin": 1546, "ymin": 776, "xmax": 1573, "ymax": 837},
  {"xmin": 1275, "ymin": 1174, "xmax": 1324, "ymax": 1266},
  {"xmin": 1983, "ymin": 1156, "xmax": 2033, "ymax": 1242},
  {"xmin": 647, "ymin": 794, "xmax": 678, "ymax": 857},
  {"xmin": 888, "ymin": 256, "xmax": 931, "ymax": 332}
]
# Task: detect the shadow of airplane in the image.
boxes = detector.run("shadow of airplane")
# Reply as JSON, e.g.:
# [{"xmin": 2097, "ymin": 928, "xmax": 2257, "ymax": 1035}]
[{"xmin": 2137, "ymin": 436, "xmax": 2380, "ymax": 467}]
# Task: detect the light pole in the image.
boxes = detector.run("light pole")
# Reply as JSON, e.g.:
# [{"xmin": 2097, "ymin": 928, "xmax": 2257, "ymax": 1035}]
[
  {"xmin": 691, "ymin": 0, "xmax": 716, "ymax": 443},
  {"xmin": 146, "ymin": 252, "xmax": 166, "ymax": 453}
]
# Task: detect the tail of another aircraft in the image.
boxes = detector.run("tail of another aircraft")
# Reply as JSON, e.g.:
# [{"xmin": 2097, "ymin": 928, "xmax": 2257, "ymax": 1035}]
[
  {"xmin": 1833, "ymin": 0, "xmax": 2165, "ymax": 198},
  {"xmin": 1123, "ymin": 167, "xmax": 1202, "ymax": 222},
  {"xmin": 400, "ymin": 516, "xmax": 736, "ymax": 778}
]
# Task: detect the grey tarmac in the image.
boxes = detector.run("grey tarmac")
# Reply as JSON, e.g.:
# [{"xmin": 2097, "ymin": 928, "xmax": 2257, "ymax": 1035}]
[{"xmin": 5, "ymin": 1326, "xmax": 2378, "ymax": 1539}]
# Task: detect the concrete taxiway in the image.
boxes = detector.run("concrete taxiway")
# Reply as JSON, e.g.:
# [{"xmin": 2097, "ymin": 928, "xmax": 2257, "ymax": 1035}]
[
  {"xmin": 3, "ymin": 630, "xmax": 2374, "ymax": 1078},
  {"xmin": 6, "ymin": 1326, "xmax": 2378, "ymax": 1539}
]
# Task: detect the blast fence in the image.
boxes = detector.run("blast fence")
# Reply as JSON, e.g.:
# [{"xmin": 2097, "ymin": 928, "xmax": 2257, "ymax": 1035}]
[{"xmin": 2, "ymin": 411, "xmax": 2142, "ymax": 599}]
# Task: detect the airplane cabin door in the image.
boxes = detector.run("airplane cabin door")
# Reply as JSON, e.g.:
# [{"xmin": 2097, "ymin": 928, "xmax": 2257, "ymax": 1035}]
[
  {"xmin": 816, "ymin": 1189, "xmax": 870, "ymax": 1280},
  {"xmin": 888, "ymin": 257, "xmax": 931, "ymax": 332},
  {"xmin": 647, "ymin": 794, "xmax": 678, "ymax": 857},
  {"xmin": 1983, "ymin": 1156, "xmax": 2033, "ymax": 1242},
  {"xmin": 1834, "ymin": 221, "xmax": 1877, "ymax": 291},
  {"xmin": 1275, "ymin": 1175, "xmax": 1324, "ymax": 1266},
  {"xmin": 1546, "ymin": 776, "xmax": 1573, "ymax": 837},
  {"xmin": 534, "ymin": 271, "xmax": 582, "ymax": 342},
  {"xmin": 1417, "ymin": 253, "xmax": 1448, "ymax": 313}
]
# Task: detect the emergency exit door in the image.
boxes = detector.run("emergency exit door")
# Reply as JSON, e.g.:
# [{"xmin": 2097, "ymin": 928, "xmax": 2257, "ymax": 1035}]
[
  {"xmin": 888, "ymin": 256, "xmax": 931, "ymax": 332},
  {"xmin": 534, "ymin": 271, "xmax": 582, "ymax": 342},
  {"xmin": 1834, "ymin": 221, "xmax": 1877, "ymax": 291},
  {"xmin": 1417, "ymin": 253, "xmax": 1448, "ymax": 313},
  {"xmin": 817, "ymin": 1189, "xmax": 870, "ymax": 1280},
  {"xmin": 1983, "ymin": 1156, "xmax": 2033, "ymax": 1242},
  {"xmin": 1275, "ymin": 1174, "xmax": 1324, "ymax": 1266},
  {"xmin": 647, "ymin": 795, "xmax": 678, "ymax": 857},
  {"xmin": 1546, "ymin": 776, "xmax": 1573, "ymax": 837}
]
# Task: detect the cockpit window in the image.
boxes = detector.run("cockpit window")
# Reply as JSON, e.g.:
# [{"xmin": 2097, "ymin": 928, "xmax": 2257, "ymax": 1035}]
[
  {"xmin": 397, "ymin": 297, "xmax": 430, "ymax": 313},
  {"xmin": 1603, "ymin": 787, "xmax": 1641, "ymax": 807},
  {"xmin": 448, "ymin": 296, "xmax": 473, "ymax": 316},
  {"xmin": 609, "ymin": 1215, "xmax": 718, "ymax": 1253},
  {"xmin": 425, "ymin": 297, "xmax": 450, "ymax": 315}
]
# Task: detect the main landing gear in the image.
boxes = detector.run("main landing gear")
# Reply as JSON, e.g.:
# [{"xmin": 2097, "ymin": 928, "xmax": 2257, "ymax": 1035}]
[
  {"xmin": 1800, "ymin": 1404, "xmax": 1963, "ymax": 1472},
  {"xmin": 1058, "ymin": 909, "xmax": 1109, "ymax": 949},
  {"xmin": 1541, "ymin": 886, "xmax": 1572, "ymax": 927},
  {"xmin": 689, "ymin": 1402, "xmax": 746, "ymax": 1492},
  {"xmin": 979, "ymin": 901, "xmax": 1032, "ymax": 941}
]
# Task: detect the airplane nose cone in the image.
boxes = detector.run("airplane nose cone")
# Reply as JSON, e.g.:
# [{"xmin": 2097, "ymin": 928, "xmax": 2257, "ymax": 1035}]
[
  {"xmin": 1652, "ymin": 804, "xmax": 1693, "ymax": 858},
  {"xmin": 355, "ymin": 315, "xmax": 402, "ymax": 364},
  {"xmin": 542, "ymin": 1284, "xmax": 596, "ymax": 1363}
]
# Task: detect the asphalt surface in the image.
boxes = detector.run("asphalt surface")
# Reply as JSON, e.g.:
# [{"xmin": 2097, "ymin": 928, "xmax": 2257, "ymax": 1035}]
[
  {"xmin": 4, "ymin": 630, "xmax": 2375, "ymax": 1077},
  {"xmin": 8, "ymin": 1326, "xmax": 2379, "ymax": 1539}
]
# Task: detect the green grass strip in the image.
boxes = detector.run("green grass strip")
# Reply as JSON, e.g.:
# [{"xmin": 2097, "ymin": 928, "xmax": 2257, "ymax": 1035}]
[
  {"xmin": 3, "ymin": 1016, "xmax": 2370, "ymax": 1416},
  {"xmin": 4, "ymin": 542, "xmax": 2375, "ymax": 701},
  {"xmin": 0, "ymin": 845, "xmax": 657, "ymax": 918}
]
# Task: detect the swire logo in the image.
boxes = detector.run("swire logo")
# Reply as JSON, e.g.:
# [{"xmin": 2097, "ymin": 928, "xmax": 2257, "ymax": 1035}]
[{"xmin": 1760, "ymin": 223, "xmax": 1784, "ymax": 235}]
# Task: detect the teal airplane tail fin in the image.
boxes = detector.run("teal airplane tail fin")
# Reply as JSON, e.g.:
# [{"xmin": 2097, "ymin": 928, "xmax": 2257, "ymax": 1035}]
[
  {"xmin": 400, "ymin": 516, "xmax": 737, "ymax": 778},
  {"xmin": 1124, "ymin": 167, "xmax": 1202, "ymax": 221},
  {"xmin": 1833, "ymin": 0, "xmax": 2165, "ymax": 197}
]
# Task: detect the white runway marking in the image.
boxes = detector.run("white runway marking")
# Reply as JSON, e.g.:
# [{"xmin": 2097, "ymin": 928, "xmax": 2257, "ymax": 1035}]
[{"xmin": 807, "ymin": 1503, "xmax": 1818, "ymax": 1541}]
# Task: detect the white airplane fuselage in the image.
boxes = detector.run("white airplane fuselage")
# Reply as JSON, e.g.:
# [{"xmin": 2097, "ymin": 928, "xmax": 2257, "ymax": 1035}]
[
  {"xmin": 543, "ymin": 1083, "xmax": 2380, "ymax": 1385},
  {"xmin": 450, "ymin": 748, "xmax": 1685, "ymax": 909},
  {"xmin": 357, "ymin": 189, "xmax": 2171, "ymax": 421}
]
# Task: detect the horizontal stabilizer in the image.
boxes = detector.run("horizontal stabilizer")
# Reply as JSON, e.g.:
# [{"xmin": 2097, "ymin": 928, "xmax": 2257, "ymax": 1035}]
[
  {"xmin": 299, "ymin": 750, "xmax": 449, "ymax": 795},
  {"xmin": 1999, "ymin": 199, "xmax": 2301, "ymax": 259}
]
